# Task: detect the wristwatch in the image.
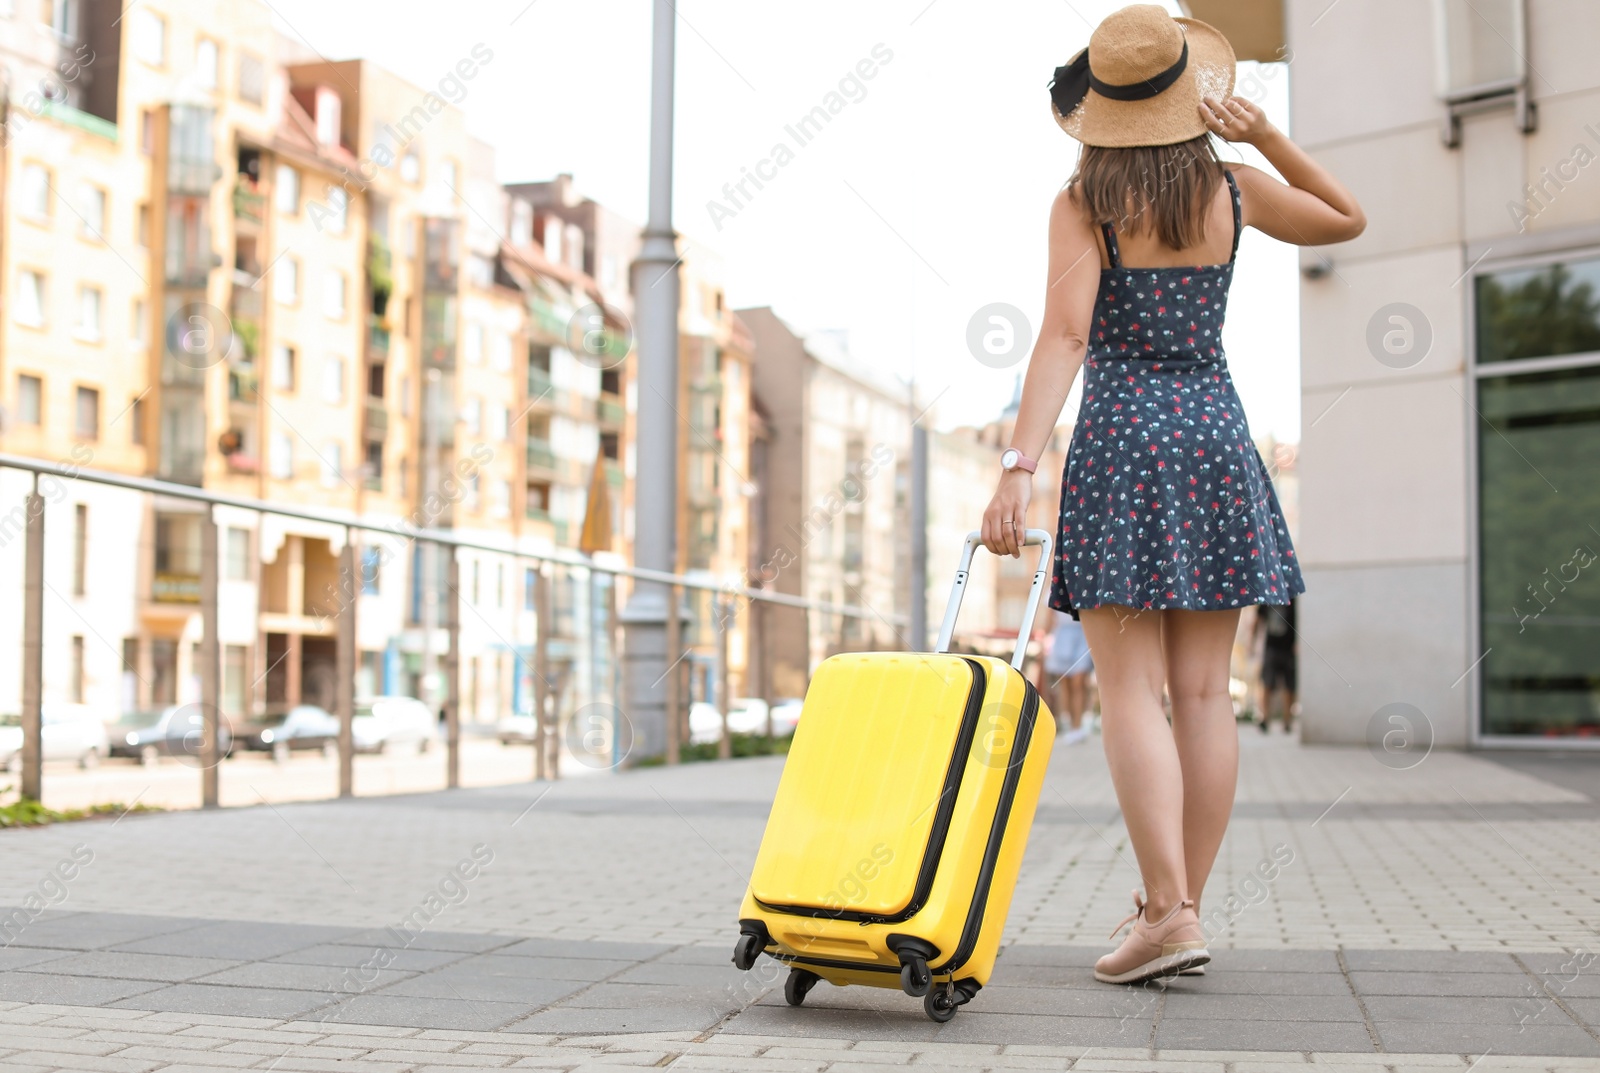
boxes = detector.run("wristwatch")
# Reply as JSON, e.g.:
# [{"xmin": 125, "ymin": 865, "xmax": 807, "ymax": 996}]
[{"xmin": 1000, "ymin": 448, "xmax": 1037, "ymax": 474}]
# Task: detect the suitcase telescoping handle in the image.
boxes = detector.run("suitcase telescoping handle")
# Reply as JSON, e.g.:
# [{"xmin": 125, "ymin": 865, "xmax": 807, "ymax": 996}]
[{"xmin": 934, "ymin": 528, "xmax": 1054, "ymax": 672}]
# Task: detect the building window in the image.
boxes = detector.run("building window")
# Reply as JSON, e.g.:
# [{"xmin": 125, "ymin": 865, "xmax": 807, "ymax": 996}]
[
  {"xmin": 17, "ymin": 374, "xmax": 42, "ymax": 425},
  {"xmin": 271, "ymin": 344, "xmax": 296, "ymax": 391},
  {"xmin": 320, "ymin": 441, "xmax": 343, "ymax": 487},
  {"xmin": 490, "ymin": 332, "xmax": 512, "ymax": 371},
  {"xmin": 274, "ymin": 257, "xmax": 299, "ymax": 305},
  {"xmin": 322, "ymin": 355, "xmax": 345, "ymax": 403},
  {"xmin": 130, "ymin": 8, "xmax": 164, "ymax": 66},
  {"xmin": 275, "ymin": 164, "xmax": 299, "ymax": 214},
  {"xmin": 324, "ymin": 185, "xmax": 347, "ymax": 234},
  {"xmin": 194, "ymin": 37, "xmax": 218, "ymax": 90},
  {"xmin": 400, "ymin": 151, "xmax": 420, "ymax": 184},
  {"xmin": 131, "ymin": 299, "xmax": 147, "ymax": 346},
  {"xmin": 465, "ymin": 322, "xmax": 483, "ymax": 365},
  {"xmin": 464, "ymin": 396, "xmax": 482, "ymax": 435},
  {"xmin": 75, "ymin": 285, "xmax": 102, "ymax": 340},
  {"xmin": 223, "ymin": 645, "xmax": 247, "ymax": 717},
  {"xmin": 129, "ymin": 394, "xmax": 145, "ymax": 444},
  {"xmin": 49, "ymin": 0, "xmax": 77, "ymax": 39},
  {"xmin": 224, "ymin": 526, "xmax": 249, "ymax": 581},
  {"xmin": 269, "ymin": 430, "xmax": 293, "ymax": 479},
  {"xmin": 238, "ymin": 51, "xmax": 264, "ymax": 104},
  {"xmin": 70, "ymin": 636, "xmax": 84, "ymax": 703},
  {"xmin": 20, "ymin": 163, "xmax": 50, "ymax": 220},
  {"xmin": 489, "ymin": 404, "xmax": 509, "ymax": 442},
  {"xmin": 80, "ymin": 183, "xmax": 106, "ymax": 239},
  {"xmin": 137, "ymin": 203, "xmax": 150, "ymax": 246},
  {"xmin": 361, "ymin": 546, "xmax": 382, "ymax": 594},
  {"xmin": 72, "ymin": 503, "xmax": 87, "ymax": 595},
  {"xmin": 323, "ymin": 270, "xmax": 346, "ymax": 319},
  {"xmin": 363, "ymin": 440, "xmax": 383, "ymax": 491},
  {"xmin": 75, "ymin": 385, "xmax": 98, "ymax": 439},
  {"xmin": 14, "ymin": 269, "xmax": 45, "ymax": 327},
  {"xmin": 523, "ymin": 566, "xmax": 537, "ymax": 610}
]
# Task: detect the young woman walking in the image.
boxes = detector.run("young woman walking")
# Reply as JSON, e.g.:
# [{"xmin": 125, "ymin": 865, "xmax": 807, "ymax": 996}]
[{"xmin": 982, "ymin": 4, "xmax": 1364, "ymax": 985}]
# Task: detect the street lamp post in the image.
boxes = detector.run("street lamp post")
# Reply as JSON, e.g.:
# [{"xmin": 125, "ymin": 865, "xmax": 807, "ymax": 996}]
[{"xmin": 620, "ymin": 0, "xmax": 683, "ymax": 762}]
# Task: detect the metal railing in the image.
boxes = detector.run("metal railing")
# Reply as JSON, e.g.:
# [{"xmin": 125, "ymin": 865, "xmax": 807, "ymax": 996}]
[{"xmin": 0, "ymin": 452, "xmax": 903, "ymax": 808}]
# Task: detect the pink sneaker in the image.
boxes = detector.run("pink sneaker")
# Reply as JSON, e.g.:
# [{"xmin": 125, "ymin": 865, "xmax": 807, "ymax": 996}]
[{"xmin": 1094, "ymin": 890, "xmax": 1209, "ymax": 985}]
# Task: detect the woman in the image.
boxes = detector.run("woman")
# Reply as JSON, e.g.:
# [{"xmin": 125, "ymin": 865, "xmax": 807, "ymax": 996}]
[
  {"xmin": 1043, "ymin": 608, "xmax": 1094, "ymax": 745},
  {"xmin": 982, "ymin": 4, "xmax": 1363, "ymax": 986}
]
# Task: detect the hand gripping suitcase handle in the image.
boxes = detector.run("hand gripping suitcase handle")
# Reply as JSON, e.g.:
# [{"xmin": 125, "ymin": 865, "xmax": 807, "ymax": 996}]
[{"xmin": 934, "ymin": 528, "xmax": 1054, "ymax": 672}]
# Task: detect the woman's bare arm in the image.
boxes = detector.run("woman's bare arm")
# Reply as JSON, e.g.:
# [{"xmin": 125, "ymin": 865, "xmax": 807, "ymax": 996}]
[
  {"xmin": 981, "ymin": 186, "xmax": 1102, "ymax": 558},
  {"xmin": 1200, "ymin": 95, "xmax": 1366, "ymax": 246}
]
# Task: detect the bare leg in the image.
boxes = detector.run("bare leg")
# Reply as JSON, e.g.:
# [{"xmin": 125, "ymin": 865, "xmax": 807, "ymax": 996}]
[
  {"xmin": 1162, "ymin": 608, "xmax": 1242, "ymax": 914},
  {"xmin": 1065, "ymin": 674, "xmax": 1086, "ymax": 730},
  {"xmin": 1079, "ymin": 607, "xmax": 1187, "ymax": 917}
]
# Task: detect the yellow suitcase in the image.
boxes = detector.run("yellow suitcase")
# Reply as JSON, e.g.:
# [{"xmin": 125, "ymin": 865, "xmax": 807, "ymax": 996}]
[{"xmin": 733, "ymin": 529, "xmax": 1057, "ymax": 1022}]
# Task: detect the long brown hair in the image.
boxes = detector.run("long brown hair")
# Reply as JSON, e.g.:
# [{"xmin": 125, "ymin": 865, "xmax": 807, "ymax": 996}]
[{"xmin": 1068, "ymin": 135, "xmax": 1225, "ymax": 251}]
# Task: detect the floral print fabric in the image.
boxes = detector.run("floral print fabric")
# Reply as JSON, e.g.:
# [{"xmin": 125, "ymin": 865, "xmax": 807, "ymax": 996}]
[{"xmin": 1048, "ymin": 169, "xmax": 1305, "ymax": 620}]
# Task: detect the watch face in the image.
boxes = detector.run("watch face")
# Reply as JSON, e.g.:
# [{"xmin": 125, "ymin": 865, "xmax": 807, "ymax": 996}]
[{"xmin": 1001, "ymin": 449, "xmax": 1019, "ymax": 469}]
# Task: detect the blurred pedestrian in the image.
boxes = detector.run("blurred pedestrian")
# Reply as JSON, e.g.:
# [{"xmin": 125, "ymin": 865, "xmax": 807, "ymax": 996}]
[
  {"xmin": 1253, "ymin": 598, "xmax": 1297, "ymax": 733},
  {"xmin": 1044, "ymin": 609, "xmax": 1094, "ymax": 745}
]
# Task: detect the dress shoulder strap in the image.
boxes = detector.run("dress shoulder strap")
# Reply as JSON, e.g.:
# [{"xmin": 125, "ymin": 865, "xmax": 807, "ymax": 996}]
[
  {"xmin": 1224, "ymin": 168, "xmax": 1242, "ymax": 263},
  {"xmin": 1100, "ymin": 221, "xmax": 1122, "ymax": 270}
]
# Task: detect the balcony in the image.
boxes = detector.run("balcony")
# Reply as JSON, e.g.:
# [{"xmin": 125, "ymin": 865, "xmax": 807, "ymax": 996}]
[
  {"xmin": 365, "ymin": 398, "xmax": 389, "ymax": 437},
  {"xmin": 605, "ymin": 460, "xmax": 623, "ymax": 488},
  {"xmin": 368, "ymin": 315, "xmax": 390, "ymax": 359},
  {"xmin": 597, "ymin": 393, "xmax": 624, "ymax": 426},
  {"xmin": 527, "ymin": 438, "xmax": 557, "ymax": 473},
  {"xmin": 233, "ymin": 180, "xmax": 265, "ymax": 227}
]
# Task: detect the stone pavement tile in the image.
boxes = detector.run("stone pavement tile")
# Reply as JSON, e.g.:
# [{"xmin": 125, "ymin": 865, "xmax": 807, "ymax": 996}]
[
  {"xmin": 723, "ymin": 1006, "xmax": 941, "ymax": 1042},
  {"xmin": 0, "ymin": 948, "xmax": 71, "ymax": 972},
  {"xmin": 0, "ymin": 972, "xmax": 166, "ymax": 1006},
  {"xmin": 358, "ymin": 1050, "xmax": 515, "ymax": 1067},
  {"xmin": 1363, "ymin": 995, "xmax": 1564, "ymax": 1025},
  {"xmin": 1374, "ymin": 1020, "xmax": 1600, "ymax": 1058},
  {"xmin": 331, "ymin": 928, "xmax": 521, "ymax": 954},
  {"xmin": 248, "ymin": 1061, "xmax": 413, "ymax": 1073},
  {"xmin": 1075, "ymin": 1060, "xmax": 1226, "ymax": 1072},
  {"xmin": 41, "ymin": 951, "xmax": 244, "ymax": 983},
  {"xmin": 1342, "ymin": 950, "xmax": 1521, "ymax": 974},
  {"xmin": 951, "ymin": 985, "xmax": 1159, "ymax": 1021},
  {"xmin": 267, "ymin": 942, "xmax": 472, "ymax": 973},
  {"xmin": 1561, "ymin": 998, "xmax": 1600, "ymax": 1026},
  {"xmin": 439, "ymin": 955, "xmax": 635, "ymax": 982},
  {"xmin": 1159, "ymin": 991, "xmax": 1366, "ymax": 1022},
  {"xmin": 987, "ymin": 963, "xmax": 1107, "ymax": 989},
  {"xmin": 505, "ymin": 1004, "xmax": 727, "ymax": 1034},
  {"xmin": 1160, "ymin": 971, "xmax": 1353, "ymax": 996},
  {"xmin": 613, "ymin": 961, "xmax": 752, "ymax": 987},
  {"xmin": 564, "ymin": 981, "xmax": 744, "ymax": 1011},
  {"xmin": 1535, "ymin": 976, "xmax": 1600, "ymax": 1000},
  {"xmin": 192, "ymin": 961, "xmax": 413, "ymax": 994},
  {"xmin": 652, "ymin": 1057, "xmax": 828, "ymax": 1073},
  {"xmin": 659, "ymin": 945, "xmax": 744, "ymax": 966},
  {"xmin": 6, "ymin": 1054, "xmax": 161, "ymax": 1073},
  {"xmin": 3, "ymin": 915, "xmax": 208, "ymax": 952},
  {"xmin": 109, "ymin": 983, "xmax": 336, "ymax": 1020},
  {"xmin": 995, "ymin": 947, "xmax": 1105, "ymax": 969},
  {"xmin": 927, "ymin": 1012, "xmax": 1153, "ymax": 1047},
  {"xmin": 1202, "ymin": 950, "xmax": 1343, "ymax": 973},
  {"xmin": 1347, "ymin": 970, "xmax": 1536, "ymax": 997},
  {"xmin": 110, "ymin": 922, "xmax": 358, "ymax": 962},
  {"xmin": 373, "ymin": 972, "xmax": 583, "ymax": 1006},
  {"xmin": 1152, "ymin": 1017, "xmax": 1376, "ymax": 1052},
  {"xmin": 494, "ymin": 938, "xmax": 674, "ymax": 961},
  {"xmin": 317, "ymin": 994, "xmax": 534, "ymax": 1032},
  {"xmin": 108, "ymin": 1047, "xmax": 258, "ymax": 1068}
]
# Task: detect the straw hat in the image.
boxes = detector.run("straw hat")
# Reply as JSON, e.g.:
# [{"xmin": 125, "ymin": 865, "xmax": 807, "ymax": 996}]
[{"xmin": 1049, "ymin": 4, "xmax": 1236, "ymax": 148}]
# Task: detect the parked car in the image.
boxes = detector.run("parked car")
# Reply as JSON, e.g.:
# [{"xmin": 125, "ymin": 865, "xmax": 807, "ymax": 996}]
[
  {"xmin": 0, "ymin": 705, "xmax": 111, "ymax": 770},
  {"xmin": 496, "ymin": 713, "xmax": 537, "ymax": 745},
  {"xmin": 236, "ymin": 705, "xmax": 339, "ymax": 761},
  {"xmin": 769, "ymin": 698, "xmax": 804, "ymax": 735},
  {"xmin": 688, "ymin": 698, "xmax": 773, "ymax": 745},
  {"xmin": 353, "ymin": 696, "xmax": 438, "ymax": 754},
  {"xmin": 108, "ymin": 705, "xmax": 232, "ymax": 766}
]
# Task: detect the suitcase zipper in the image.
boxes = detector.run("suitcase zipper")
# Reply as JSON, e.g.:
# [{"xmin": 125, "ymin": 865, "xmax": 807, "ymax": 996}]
[{"xmin": 752, "ymin": 656, "xmax": 988, "ymax": 925}]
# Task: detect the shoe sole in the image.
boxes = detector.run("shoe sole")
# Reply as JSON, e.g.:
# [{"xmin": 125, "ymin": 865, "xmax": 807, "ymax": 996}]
[
  {"xmin": 1179, "ymin": 962, "xmax": 1206, "ymax": 975},
  {"xmin": 1095, "ymin": 948, "xmax": 1210, "ymax": 985}
]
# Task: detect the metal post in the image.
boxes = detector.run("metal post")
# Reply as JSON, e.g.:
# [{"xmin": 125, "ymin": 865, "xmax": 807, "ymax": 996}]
[
  {"xmin": 717, "ymin": 596, "xmax": 731, "ymax": 761},
  {"xmin": 336, "ymin": 532, "xmax": 356, "ymax": 797},
  {"xmin": 200, "ymin": 505, "xmax": 220, "ymax": 807},
  {"xmin": 20, "ymin": 477, "xmax": 43, "ymax": 802},
  {"xmin": 620, "ymin": 0, "xmax": 681, "ymax": 763},
  {"xmin": 910, "ymin": 423, "xmax": 929, "ymax": 651},
  {"xmin": 444, "ymin": 547, "xmax": 460, "ymax": 789},
  {"xmin": 533, "ymin": 563, "xmax": 549, "ymax": 780},
  {"xmin": 664, "ymin": 582, "xmax": 681, "ymax": 765}
]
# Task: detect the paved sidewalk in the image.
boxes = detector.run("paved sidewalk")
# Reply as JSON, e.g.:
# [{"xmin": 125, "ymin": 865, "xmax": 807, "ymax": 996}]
[{"xmin": 2, "ymin": 729, "xmax": 1599, "ymax": 1071}]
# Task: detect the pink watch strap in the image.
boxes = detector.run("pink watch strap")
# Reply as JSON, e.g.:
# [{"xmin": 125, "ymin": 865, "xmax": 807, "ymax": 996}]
[{"xmin": 1005, "ymin": 450, "xmax": 1037, "ymax": 474}]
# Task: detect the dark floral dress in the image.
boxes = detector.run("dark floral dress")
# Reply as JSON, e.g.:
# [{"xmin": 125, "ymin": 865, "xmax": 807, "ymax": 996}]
[{"xmin": 1048, "ymin": 168, "xmax": 1305, "ymax": 620}]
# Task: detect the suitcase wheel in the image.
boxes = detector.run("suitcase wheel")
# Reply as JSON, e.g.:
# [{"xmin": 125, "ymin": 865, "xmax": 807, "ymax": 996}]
[
  {"xmin": 732, "ymin": 931, "xmax": 765, "ymax": 971},
  {"xmin": 924, "ymin": 983, "xmax": 959, "ymax": 1022},
  {"xmin": 899, "ymin": 957, "xmax": 932, "ymax": 997},
  {"xmin": 783, "ymin": 968, "xmax": 820, "ymax": 1006}
]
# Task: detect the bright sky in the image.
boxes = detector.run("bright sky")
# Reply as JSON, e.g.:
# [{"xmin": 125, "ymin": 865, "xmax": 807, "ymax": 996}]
[{"xmin": 264, "ymin": 0, "xmax": 1301, "ymax": 441}]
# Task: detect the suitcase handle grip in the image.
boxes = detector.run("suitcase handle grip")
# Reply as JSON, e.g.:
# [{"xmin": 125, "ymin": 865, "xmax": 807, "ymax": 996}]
[{"xmin": 934, "ymin": 528, "xmax": 1054, "ymax": 672}]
